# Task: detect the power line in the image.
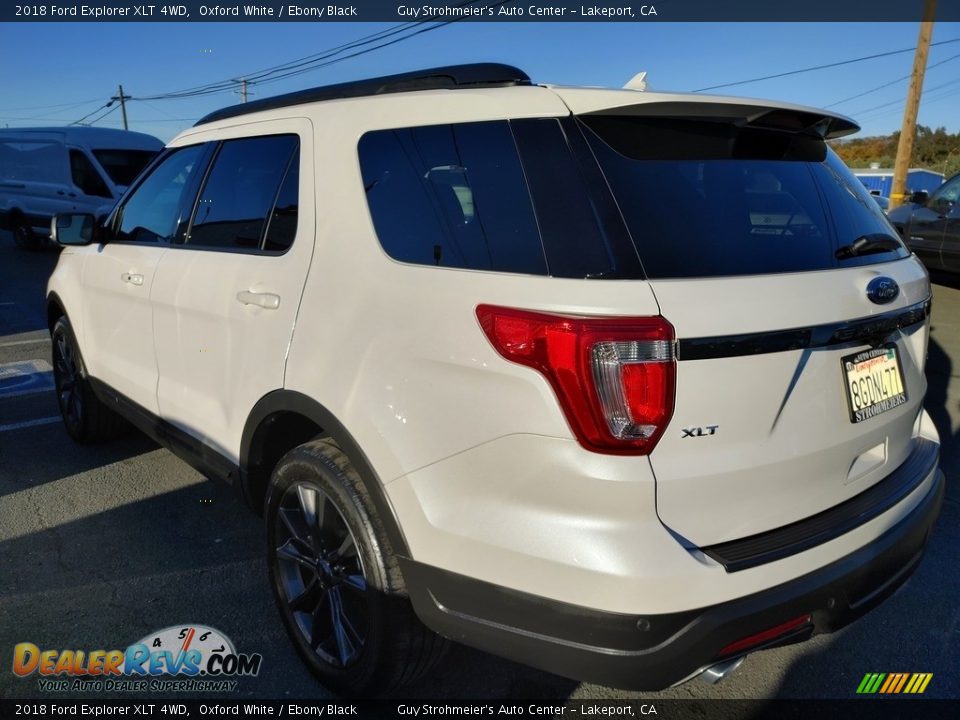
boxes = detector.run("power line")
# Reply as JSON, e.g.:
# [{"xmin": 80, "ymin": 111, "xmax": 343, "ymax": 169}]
[
  {"xmin": 0, "ymin": 97, "xmax": 104, "ymax": 113},
  {"xmin": 61, "ymin": 16, "xmax": 470, "ymax": 128},
  {"xmin": 135, "ymin": 0, "xmax": 503, "ymax": 102},
  {"xmin": 824, "ymin": 51, "xmax": 960, "ymax": 108},
  {"xmin": 84, "ymin": 103, "xmax": 120, "ymax": 127},
  {"xmin": 69, "ymin": 102, "xmax": 112, "ymax": 126},
  {"xmin": 850, "ymin": 76, "xmax": 960, "ymax": 117},
  {"xmin": 691, "ymin": 37, "xmax": 960, "ymax": 93},
  {"xmin": 136, "ymin": 19, "xmax": 431, "ymax": 100},
  {"xmin": 854, "ymin": 81, "xmax": 960, "ymax": 124}
]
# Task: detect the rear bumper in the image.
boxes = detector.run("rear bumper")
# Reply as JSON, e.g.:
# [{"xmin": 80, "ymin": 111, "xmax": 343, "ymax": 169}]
[{"xmin": 402, "ymin": 464, "xmax": 944, "ymax": 690}]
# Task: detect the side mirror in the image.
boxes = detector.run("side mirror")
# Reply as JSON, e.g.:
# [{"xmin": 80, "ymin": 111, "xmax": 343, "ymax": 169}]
[
  {"xmin": 50, "ymin": 213, "xmax": 95, "ymax": 246},
  {"xmin": 909, "ymin": 190, "xmax": 929, "ymax": 205}
]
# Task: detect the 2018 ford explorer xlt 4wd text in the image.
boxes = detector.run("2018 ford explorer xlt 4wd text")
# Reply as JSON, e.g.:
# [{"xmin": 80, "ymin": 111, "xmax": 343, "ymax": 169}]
[{"xmin": 45, "ymin": 65, "xmax": 944, "ymax": 695}]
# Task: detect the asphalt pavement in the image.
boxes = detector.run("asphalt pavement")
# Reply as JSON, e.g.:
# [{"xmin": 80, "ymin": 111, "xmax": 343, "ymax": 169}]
[{"xmin": 0, "ymin": 232, "xmax": 957, "ymax": 702}]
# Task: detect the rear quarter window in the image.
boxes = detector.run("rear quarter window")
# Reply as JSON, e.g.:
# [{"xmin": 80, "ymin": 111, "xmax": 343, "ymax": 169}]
[{"xmin": 359, "ymin": 121, "xmax": 547, "ymax": 275}]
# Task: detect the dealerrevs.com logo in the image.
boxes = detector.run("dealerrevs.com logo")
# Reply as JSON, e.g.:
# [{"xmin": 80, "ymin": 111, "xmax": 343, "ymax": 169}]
[{"xmin": 12, "ymin": 625, "xmax": 263, "ymax": 693}]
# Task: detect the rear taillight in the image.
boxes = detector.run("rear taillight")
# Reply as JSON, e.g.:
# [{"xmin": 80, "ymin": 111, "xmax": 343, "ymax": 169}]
[{"xmin": 476, "ymin": 304, "xmax": 676, "ymax": 455}]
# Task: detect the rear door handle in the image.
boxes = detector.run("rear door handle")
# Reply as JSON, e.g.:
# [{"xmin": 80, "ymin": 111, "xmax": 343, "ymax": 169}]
[
  {"xmin": 121, "ymin": 273, "xmax": 144, "ymax": 286},
  {"xmin": 236, "ymin": 290, "xmax": 280, "ymax": 310}
]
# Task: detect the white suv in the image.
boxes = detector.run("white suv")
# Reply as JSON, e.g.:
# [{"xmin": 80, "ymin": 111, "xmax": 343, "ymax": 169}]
[{"xmin": 46, "ymin": 64, "xmax": 944, "ymax": 695}]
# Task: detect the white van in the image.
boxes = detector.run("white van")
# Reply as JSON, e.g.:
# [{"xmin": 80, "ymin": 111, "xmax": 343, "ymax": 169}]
[{"xmin": 0, "ymin": 127, "xmax": 162, "ymax": 249}]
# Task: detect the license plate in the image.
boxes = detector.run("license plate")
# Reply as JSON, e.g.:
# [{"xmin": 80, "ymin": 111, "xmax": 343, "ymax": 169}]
[{"xmin": 842, "ymin": 345, "xmax": 907, "ymax": 423}]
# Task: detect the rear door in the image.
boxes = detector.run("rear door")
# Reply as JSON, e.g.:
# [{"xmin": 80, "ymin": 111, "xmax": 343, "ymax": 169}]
[
  {"xmin": 576, "ymin": 110, "xmax": 931, "ymax": 546},
  {"xmin": 151, "ymin": 122, "xmax": 313, "ymax": 458}
]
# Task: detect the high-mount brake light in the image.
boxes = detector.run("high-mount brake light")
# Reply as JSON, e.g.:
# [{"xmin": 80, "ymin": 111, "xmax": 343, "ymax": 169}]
[{"xmin": 476, "ymin": 305, "xmax": 676, "ymax": 455}]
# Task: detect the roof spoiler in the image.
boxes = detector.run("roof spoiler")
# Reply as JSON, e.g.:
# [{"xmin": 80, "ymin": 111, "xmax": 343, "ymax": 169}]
[{"xmin": 579, "ymin": 99, "xmax": 859, "ymax": 140}]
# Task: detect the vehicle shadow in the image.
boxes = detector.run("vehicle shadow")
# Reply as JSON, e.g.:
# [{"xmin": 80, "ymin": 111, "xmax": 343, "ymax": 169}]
[
  {"xmin": 0, "ymin": 231, "xmax": 60, "ymax": 336},
  {"xmin": 928, "ymin": 270, "xmax": 960, "ymax": 292},
  {"xmin": 767, "ymin": 493, "xmax": 959, "ymax": 701},
  {"xmin": 0, "ymin": 457, "xmax": 578, "ymax": 701},
  {"xmin": 0, "ymin": 423, "xmax": 158, "ymax": 500},
  {"xmin": 925, "ymin": 338, "xmax": 958, "ymax": 485}
]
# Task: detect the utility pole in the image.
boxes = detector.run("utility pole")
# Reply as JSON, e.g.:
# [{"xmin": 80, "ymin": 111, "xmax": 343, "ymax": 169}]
[
  {"xmin": 234, "ymin": 78, "xmax": 248, "ymax": 103},
  {"xmin": 112, "ymin": 84, "xmax": 130, "ymax": 130},
  {"xmin": 890, "ymin": 0, "xmax": 936, "ymax": 209}
]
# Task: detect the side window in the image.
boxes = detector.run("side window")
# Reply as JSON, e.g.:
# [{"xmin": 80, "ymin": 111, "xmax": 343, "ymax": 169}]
[
  {"xmin": 359, "ymin": 122, "xmax": 547, "ymax": 274},
  {"xmin": 187, "ymin": 135, "xmax": 299, "ymax": 251},
  {"xmin": 930, "ymin": 175, "xmax": 960, "ymax": 211},
  {"xmin": 263, "ymin": 149, "xmax": 299, "ymax": 253},
  {"xmin": 116, "ymin": 145, "xmax": 205, "ymax": 244},
  {"xmin": 69, "ymin": 150, "xmax": 111, "ymax": 198}
]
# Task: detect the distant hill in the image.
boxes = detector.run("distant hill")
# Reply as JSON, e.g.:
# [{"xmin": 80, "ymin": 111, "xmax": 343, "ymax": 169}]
[{"xmin": 830, "ymin": 125, "xmax": 960, "ymax": 179}]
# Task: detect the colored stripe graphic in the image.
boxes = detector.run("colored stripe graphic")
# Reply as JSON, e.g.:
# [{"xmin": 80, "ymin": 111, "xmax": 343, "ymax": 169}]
[
  {"xmin": 879, "ymin": 674, "xmax": 895, "ymax": 693},
  {"xmin": 894, "ymin": 673, "xmax": 909, "ymax": 693},
  {"xmin": 857, "ymin": 672, "xmax": 932, "ymax": 694}
]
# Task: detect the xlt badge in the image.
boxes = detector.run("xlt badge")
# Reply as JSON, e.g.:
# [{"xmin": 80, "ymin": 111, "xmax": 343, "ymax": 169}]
[{"xmin": 682, "ymin": 425, "xmax": 718, "ymax": 438}]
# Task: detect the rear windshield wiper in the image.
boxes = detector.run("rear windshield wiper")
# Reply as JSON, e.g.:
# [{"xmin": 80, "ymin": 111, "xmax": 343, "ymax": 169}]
[{"xmin": 835, "ymin": 234, "xmax": 903, "ymax": 260}]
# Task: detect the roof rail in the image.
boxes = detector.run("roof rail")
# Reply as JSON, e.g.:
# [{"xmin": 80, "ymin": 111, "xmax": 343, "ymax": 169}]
[{"xmin": 194, "ymin": 63, "xmax": 531, "ymax": 126}]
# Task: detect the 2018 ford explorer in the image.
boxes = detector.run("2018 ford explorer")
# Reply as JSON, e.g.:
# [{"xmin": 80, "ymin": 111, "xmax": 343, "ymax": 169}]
[{"xmin": 44, "ymin": 64, "xmax": 944, "ymax": 695}]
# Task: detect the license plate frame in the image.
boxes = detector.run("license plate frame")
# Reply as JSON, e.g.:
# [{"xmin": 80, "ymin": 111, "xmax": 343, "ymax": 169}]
[{"xmin": 842, "ymin": 345, "xmax": 908, "ymax": 423}]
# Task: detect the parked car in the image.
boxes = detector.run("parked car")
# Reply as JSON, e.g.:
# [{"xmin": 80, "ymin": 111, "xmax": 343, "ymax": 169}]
[
  {"xmin": 0, "ymin": 127, "xmax": 162, "ymax": 249},
  {"xmin": 45, "ymin": 64, "xmax": 943, "ymax": 695},
  {"xmin": 888, "ymin": 171, "xmax": 960, "ymax": 273}
]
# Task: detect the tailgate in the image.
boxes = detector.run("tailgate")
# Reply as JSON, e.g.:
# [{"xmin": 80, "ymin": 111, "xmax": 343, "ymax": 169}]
[
  {"xmin": 570, "ymin": 101, "xmax": 932, "ymax": 546},
  {"xmin": 649, "ymin": 260, "xmax": 930, "ymax": 545}
]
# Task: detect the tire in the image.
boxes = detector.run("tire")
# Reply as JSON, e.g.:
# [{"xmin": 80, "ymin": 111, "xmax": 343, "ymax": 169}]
[
  {"xmin": 51, "ymin": 316, "xmax": 129, "ymax": 443},
  {"xmin": 265, "ymin": 438, "xmax": 447, "ymax": 696},
  {"xmin": 11, "ymin": 217, "xmax": 39, "ymax": 251}
]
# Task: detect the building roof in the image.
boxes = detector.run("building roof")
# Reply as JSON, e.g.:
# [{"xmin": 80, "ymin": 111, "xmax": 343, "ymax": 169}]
[{"xmin": 852, "ymin": 168, "xmax": 943, "ymax": 177}]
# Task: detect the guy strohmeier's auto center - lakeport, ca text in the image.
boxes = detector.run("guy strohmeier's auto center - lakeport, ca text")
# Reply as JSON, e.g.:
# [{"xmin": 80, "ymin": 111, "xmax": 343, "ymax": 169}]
[{"xmin": 18, "ymin": 4, "xmax": 652, "ymax": 19}]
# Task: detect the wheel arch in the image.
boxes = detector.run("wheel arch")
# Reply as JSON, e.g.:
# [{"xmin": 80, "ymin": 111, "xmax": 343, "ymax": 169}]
[
  {"xmin": 46, "ymin": 291, "xmax": 67, "ymax": 334},
  {"xmin": 5, "ymin": 206, "xmax": 25, "ymax": 229},
  {"xmin": 240, "ymin": 390, "xmax": 411, "ymax": 558}
]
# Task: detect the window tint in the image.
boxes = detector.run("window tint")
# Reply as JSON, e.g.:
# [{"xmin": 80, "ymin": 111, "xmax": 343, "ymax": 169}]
[
  {"xmin": 188, "ymin": 135, "xmax": 298, "ymax": 251},
  {"xmin": 69, "ymin": 150, "xmax": 111, "ymax": 198},
  {"xmin": 263, "ymin": 150, "xmax": 299, "ymax": 253},
  {"xmin": 359, "ymin": 122, "xmax": 546, "ymax": 274},
  {"xmin": 930, "ymin": 173, "xmax": 960, "ymax": 206},
  {"xmin": 92, "ymin": 149, "xmax": 158, "ymax": 186},
  {"xmin": 511, "ymin": 118, "xmax": 643, "ymax": 279},
  {"xmin": 117, "ymin": 145, "xmax": 205, "ymax": 244},
  {"xmin": 811, "ymin": 152, "xmax": 907, "ymax": 267},
  {"xmin": 0, "ymin": 141, "xmax": 65, "ymax": 183},
  {"xmin": 581, "ymin": 116, "xmax": 908, "ymax": 278}
]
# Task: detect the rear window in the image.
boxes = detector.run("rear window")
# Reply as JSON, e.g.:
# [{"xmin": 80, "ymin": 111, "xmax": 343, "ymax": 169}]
[
  {"xmin": 92, "ymin": 149, "xmax": 158, "ymax": 187},
  {"xmin": 580, "ymin": 115, "xmax": 909, "ymax": 278}
]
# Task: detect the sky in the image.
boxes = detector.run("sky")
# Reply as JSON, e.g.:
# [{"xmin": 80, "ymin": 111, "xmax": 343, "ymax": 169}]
[{"xmin": 1, "ymin": 21, "xmax": 959, "ymax": 143}]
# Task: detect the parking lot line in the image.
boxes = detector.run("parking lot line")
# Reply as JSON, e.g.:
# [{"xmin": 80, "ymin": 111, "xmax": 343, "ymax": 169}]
[
  {"xmin": 0, "ymin": 416, "xmax": 60, "ymax": 433},
  {"xmin": 0, "ymin": 338, "xmax": 50, "ymax": 348},
  {"xmin": 0, "ymin": 359, "xmax": 54, "ymax": 399}
]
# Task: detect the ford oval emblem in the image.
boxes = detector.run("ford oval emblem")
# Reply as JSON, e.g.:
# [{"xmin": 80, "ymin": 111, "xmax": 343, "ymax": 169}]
[{"xmin": 866, "ymin": 276, "xmax": 900, "ymax": 305}]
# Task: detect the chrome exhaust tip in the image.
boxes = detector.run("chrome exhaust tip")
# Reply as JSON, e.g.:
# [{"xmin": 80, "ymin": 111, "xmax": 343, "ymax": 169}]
[{"xmin": 699, "ymin": 655, "xmax": 746, "ymax": 685}]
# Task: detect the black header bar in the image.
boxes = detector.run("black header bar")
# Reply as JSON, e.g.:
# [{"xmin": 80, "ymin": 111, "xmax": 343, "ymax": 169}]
[
  {"xmin": 4, "ymin": 0, "xmax": 960, "ymax": 23},
  {"xmin": 0, "ymin": 699, "xmax": 958, "ymax": 720}
]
